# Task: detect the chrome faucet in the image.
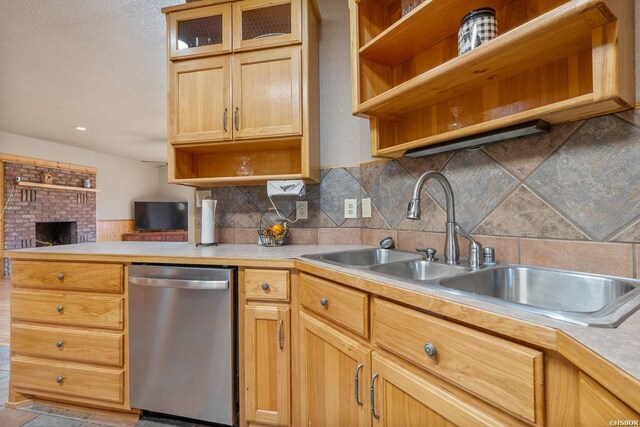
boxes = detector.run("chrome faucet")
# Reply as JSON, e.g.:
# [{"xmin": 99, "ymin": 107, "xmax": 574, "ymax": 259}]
[{"xmin": 406, "ymin": 171, "xmax": 483, "ymax": 269}]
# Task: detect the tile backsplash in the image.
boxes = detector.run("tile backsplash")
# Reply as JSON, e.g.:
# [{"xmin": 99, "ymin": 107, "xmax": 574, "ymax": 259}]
[{"xmin": 197, "ymin": 109, "xmax": 640, "ymax": 277}]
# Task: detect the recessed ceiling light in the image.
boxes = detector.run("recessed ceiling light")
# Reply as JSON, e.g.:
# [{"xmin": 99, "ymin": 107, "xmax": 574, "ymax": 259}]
[{"xmin": 75, "ymin": 126, "xmax": 87, "ymax": 131}]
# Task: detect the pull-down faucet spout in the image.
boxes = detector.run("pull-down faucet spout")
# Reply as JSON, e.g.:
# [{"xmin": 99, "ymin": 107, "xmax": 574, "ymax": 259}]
[{"xmin": 406, "ymin": 171, "xmax": 459, "ymax": 265}]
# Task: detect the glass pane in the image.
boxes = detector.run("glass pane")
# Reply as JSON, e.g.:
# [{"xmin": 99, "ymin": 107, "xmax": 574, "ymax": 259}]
[
  {"xmin": 242, "ymin": 3, "xmax": 291, "ymax": 41},
  {"xmin": 177, "ymin": 15, "xmax": 223, "ymax": 50}
]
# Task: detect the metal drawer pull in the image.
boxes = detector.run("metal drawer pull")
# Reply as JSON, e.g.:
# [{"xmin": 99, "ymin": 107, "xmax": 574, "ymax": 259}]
[
  {"xmin": 222, "ymin": 107, "xmax": 228, "ymax": 132},
  {"xmin": 370, "ymin": 373, "xmax": 380, "ymax": 419},
  {"xmin": 56, "ymin": 341, "xmax": 63, "ymax": 348},
  {"xmin": 57, "ymin": 273, "xmax": 65, "ymax": 280},
  {"xmin": 354, "ymin": 363, "xmax": 364, "ymax": 406},
  {"xmin": 56, "ymin": 305, "xmax": 64, "ymax": 313},
  {"xmin": 319, "ymin": 297, "xmax": 328, "ymax": 306},
  {"xmin": 278, "ymin": 319, "xmax": 284, "ymax": 350},
  {"xmin": 56, "ymin": 376, "xmax": 64, "ymax": 384},
  {"xmin": 234, "ymin": 107, "xmax": 239, "ymax": 131},
  {"xmin": 261, "ymin": 283, "xmax": 269, "ymax": 291},
  {"xmin": 424, "ymin": 343, "xmax": 437, "ymax": 357}
]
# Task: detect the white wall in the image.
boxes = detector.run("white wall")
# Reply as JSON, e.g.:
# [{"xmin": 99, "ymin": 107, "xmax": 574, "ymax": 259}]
[
  {"xmin": 0, "ymin": 131, "xmax": 166, "ymax": 220},
  {"xmin": 317, "ymin": 0, "xmax": 373, "ymax": 167}
]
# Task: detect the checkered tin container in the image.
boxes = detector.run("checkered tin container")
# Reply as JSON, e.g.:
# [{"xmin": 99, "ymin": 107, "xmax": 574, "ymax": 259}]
[{"xmin": 458, "ymin": 8, "xmax": 498, "ymax": 55}]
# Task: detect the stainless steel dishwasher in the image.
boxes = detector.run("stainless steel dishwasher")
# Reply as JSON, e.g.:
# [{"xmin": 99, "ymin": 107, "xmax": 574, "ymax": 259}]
[{"xmin": 129, "ymin": 264, "xmax": 236, "ymax": 426}]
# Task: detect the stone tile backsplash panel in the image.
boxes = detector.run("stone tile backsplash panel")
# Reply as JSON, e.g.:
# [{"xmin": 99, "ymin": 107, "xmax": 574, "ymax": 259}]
[{"xmin": 527, "ymin": 115, "xmax": 640, "ymax": 241}]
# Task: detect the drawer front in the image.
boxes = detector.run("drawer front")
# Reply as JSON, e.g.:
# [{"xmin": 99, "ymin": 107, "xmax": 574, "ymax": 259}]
[
  {"xmin": 11, "ymin": 261, "xmax": 123, "ymax": 293},
  {"xmin": 373, "ymin": 298, "xmax": 543, "ymax": 424},
  {"xmin": 12, "ymin": 290, "xmax": 124, "ymax": 330},
  {"xmin": 245, "ymin": 268, "xmax": 290, "ymax": 301},
  {"xmin": 11, "ymin": 356, "xmax": 124, "ymax": 403},
  {"xmin": 299, "ymin": 273, "xmax": 368, "ymax": 337},
  {"xmin": 11, "ymin": 324, "xmax": 123, "ymax": 367}
]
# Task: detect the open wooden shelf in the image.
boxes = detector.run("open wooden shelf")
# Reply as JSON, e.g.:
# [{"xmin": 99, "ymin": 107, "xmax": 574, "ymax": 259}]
[
  {"xmin": 359, "ymin": 0, "xmax": 513, "ymax": 67},
  {"xmin": 16, "ymin": 182, "xmax": 100, "ymax": 193},
  {"xmin": 350, "ymin": 0, "xmax": 635, "ymax": 157},
  {"xmin": 357, "ymin": 0, "xmax": 612, "ymax": 117},
  {"xmin": 170, "ymin": 138, "xmax": 313, "ymax": 186}
]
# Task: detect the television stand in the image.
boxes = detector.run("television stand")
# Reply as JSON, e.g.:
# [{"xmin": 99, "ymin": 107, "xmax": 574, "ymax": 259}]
[{"xmin": 122, "ymin": 230, "xmax": 188, "ymax": 242}]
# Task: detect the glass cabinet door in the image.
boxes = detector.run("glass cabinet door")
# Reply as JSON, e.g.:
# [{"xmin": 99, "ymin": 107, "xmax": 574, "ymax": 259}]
[
  {"xmin": 233, "ymin": 0, "xmax": 301, "ymax": 51},
  {"xmin": 168, "ymin": 4, "xmax": 232, "ymax": 59}
]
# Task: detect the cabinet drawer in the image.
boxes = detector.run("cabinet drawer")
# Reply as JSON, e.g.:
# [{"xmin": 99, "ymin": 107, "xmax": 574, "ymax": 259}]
[
  {"xmin": 245, "ymin": 269, "xmax": 290, "ymax": 301},
  {"xmin": 299, "ymin": 273, "xmax": 368, "ymax": 337},
  {"xmin": 11, "ymin": 356, "xmax": 124, "ymax": 403},
  {"xmin": 12, "ymin": 290, "xmax": 124, "ymax": 330},
  {"xmin": 11, "ymin": 324, "xmax": 123, "ymax": 367},
  {"xmin": 373, "ymin": 298, "xmax": 543, "ymax": 424},
  {"xmin": 11, "ymin": 261, "xmax": 123, "ymax": 293}
]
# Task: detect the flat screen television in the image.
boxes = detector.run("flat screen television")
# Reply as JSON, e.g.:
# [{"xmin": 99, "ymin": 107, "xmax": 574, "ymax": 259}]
[{"xmin": 134, "ymin": 201, "xmax": 188, "ymax": 232}]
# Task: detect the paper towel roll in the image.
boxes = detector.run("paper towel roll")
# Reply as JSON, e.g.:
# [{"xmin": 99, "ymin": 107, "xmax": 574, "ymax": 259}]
[{"xmin": 201, "ymin": 199, "xmax": 217, "ymax": 244}]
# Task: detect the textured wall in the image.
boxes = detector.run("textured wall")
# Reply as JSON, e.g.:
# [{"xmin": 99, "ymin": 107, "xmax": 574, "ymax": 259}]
[{"xmin": 197, "ymin": 109, "xmax": 640, "ymax": 278}]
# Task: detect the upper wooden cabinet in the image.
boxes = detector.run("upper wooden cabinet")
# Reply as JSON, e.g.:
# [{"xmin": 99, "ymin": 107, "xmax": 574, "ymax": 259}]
[
  {"xmin": 163, "ymin": 0, "xmax": 320, "ymax": 187},
  {"xmin": 349, "ymin": 0, "xmax": 635, "ymax": 157}
]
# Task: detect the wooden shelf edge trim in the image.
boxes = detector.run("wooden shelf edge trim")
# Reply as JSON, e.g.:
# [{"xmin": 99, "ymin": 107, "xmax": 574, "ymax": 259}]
[
  {"xmin": 16, "ymin": 182, "xmax": 100, "ymax": 193},
  {"xmin": 556, "ymin": 331, "xmax": 640, "ymax": 412},
  {"xmin": 357, "ymin": 0, "xmax": 613, "ymax": 116},
  {"xmin": 373, "ymin": 94, "xmax": 597, "ymax": 156}
]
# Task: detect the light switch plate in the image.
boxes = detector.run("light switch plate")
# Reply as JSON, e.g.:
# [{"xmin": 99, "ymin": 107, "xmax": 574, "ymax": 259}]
[
  {"xmin": 196, "ymin": 190, "xmax": 212, "ymax": 208},
  {"xmin": 362, "ymin": 198, "xmax": 372, "ymax": 218}
]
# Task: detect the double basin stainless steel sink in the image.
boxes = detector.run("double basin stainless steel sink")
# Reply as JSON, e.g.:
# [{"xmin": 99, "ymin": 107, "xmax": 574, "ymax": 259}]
[{"xmin": 302, "ymin": 248, "xmax": 640, "ymax": 327}]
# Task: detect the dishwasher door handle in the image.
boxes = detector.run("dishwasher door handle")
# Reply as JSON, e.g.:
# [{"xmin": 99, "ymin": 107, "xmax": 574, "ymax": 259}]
[{"xmin": 129, "ymin": 276, "xmax": 229, "ymax": 290}]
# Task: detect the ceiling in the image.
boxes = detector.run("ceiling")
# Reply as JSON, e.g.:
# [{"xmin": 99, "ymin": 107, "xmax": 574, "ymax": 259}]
[{"xmin": 0, "ymin": 0, "xmax": 184, "ymax": 162}]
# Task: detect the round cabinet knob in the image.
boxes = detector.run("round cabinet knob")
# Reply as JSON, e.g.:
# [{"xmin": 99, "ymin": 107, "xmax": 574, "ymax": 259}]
[
  {"xmin": 56, "ymin": 273, "xmax": 65, "ymax": 280},
  {"xmin": 56, "ymin": 341, "xmax": 63, "ymax": 348},
  {"xmin": 319, "ymin": 297, "xmax": 328, "ymax": 307},
  {"xmin": 261, "ymin": 283, "xmax": 269, "ymax": 291},
  {"xmin": 56, "ymin": 376, "xmax": 64, "ymax": 384},
  {"xmin": 424, "ymin": 343, "xmax": 437, "ymax": 357},
  {"xmin": 56, "ymin": 305, "xmax": 64, "ymax": 313}
]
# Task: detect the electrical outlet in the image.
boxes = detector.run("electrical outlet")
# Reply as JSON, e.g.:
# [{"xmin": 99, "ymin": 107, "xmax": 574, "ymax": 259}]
[
  {"xmin": 362, "ymin": 198, "xmax": 372, "ymax": 218},
  {"xmin": 296, "ymin": 201, "xmax": 308, "ymax": 220},
  {"xmin": 196, "ymin": 190, "xmax": 212, "ymax": 208},
  {"xmin": 344, "ymin": 199, "xmax": 358, "ymax": 219}
]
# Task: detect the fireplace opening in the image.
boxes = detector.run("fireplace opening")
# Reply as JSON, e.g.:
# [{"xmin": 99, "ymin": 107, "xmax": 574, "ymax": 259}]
[{"xmin": 35, "ymin": 221, "xmax": 78, "ymax": 247}]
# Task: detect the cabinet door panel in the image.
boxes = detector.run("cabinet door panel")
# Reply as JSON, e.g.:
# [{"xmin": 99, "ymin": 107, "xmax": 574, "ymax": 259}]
[
  {"xmin": 233, "ymin": 0, "xmax": 301, "ymax": 51},
  {"xmin": 168, "ymin": 4, "xmax": 232, "ymax": 59},
  {"xmin": 300, "ymin": 312, "xmax": 371, "ymax": 427},
  {"xmin": 371, "ymin": 352, "xmax": 508, "ymax": 427},
  {"xmin": 233, "ymin": 46, "xmax": 302, "ymax": 139},
  {"xmin": 244, "ymin": 305, "xmax": 290, "ymax": 425},
  {"xmin": 170, "ymin": 56, "xmax": 232, "ymax": 143}
]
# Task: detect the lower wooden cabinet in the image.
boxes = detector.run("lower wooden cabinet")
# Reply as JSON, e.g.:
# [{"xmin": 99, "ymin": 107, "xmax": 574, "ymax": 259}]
[
  {"xmin": 241, "ymin": 267, "xmax": 293, "ymax": 426},
  {"xmin": 8, "ymin": 260, "xmax": 128, "ymax": 410},
  {"xmin": 243, "ymin": 304, "xmax": 291, "ymax": 425},
  {"xmin": 300, "ymin": 312, "xmax": 371, "ymax": 427},
  {"xmin": 370, "ymin": 352, "xmax": 507, "ymax": 427}
]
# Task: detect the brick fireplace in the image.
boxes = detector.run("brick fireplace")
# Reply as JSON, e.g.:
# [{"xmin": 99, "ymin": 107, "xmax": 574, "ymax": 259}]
[{"xmin": 3, "ymin": 162, "xmax": 96, "ymax": 275}]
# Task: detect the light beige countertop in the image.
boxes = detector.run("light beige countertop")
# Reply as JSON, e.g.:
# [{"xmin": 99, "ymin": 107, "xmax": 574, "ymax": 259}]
[{"xmin": 6, "ymin": 241, "xmax": 640, "ymax": 396}]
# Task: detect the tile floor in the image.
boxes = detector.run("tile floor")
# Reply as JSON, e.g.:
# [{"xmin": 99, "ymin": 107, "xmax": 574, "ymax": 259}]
[{"xmin": 0, "ymin": 278, "xmax": 214, "ymax": 427}]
